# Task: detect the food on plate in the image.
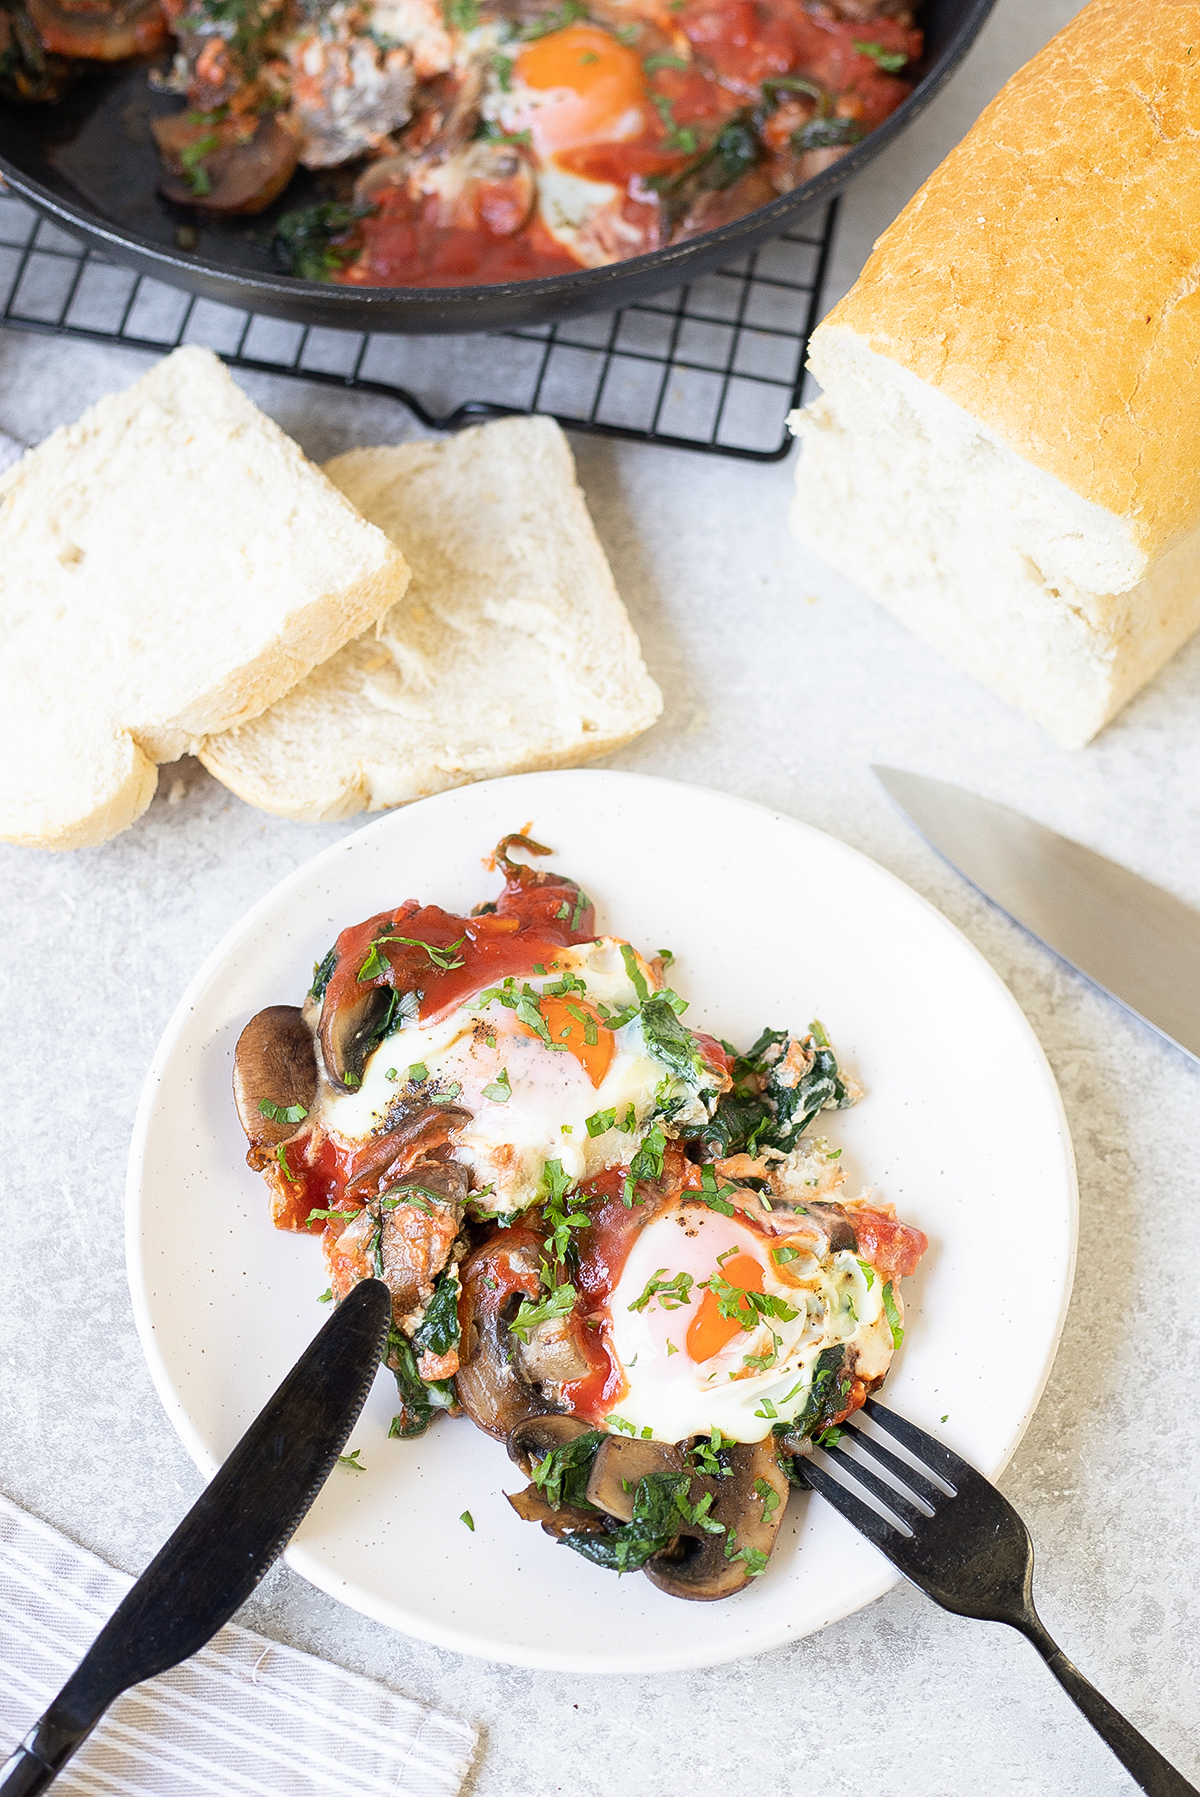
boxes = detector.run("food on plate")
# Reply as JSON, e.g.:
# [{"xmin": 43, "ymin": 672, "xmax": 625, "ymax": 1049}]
[
  {"xmin": 5, "ymin": 0, "xmax": 922, "ymax": 279},
  {"xmin": 199, "ymin": 416, "xmax": 662, "ymax": 820},
  {"xmin": 787, "ymin": 0, "xmax": 1200, "ymax": 750},
  {"xmin": 234, "ymin": 832, "xmax": 927, "ymax": 1598},
  {"xmin": 0, "ymin": 346, "xmax": 407, "ymax": 851}
]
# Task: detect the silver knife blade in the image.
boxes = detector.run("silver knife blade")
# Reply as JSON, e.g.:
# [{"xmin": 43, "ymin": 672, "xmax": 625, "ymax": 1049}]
[
  {"xmin": 1, "ymin": 1277, "xmax": 391, "ymax": 1796},
  {"xmin": 873, "ymin": 766, "xmax": 1200, "ymax": 1067}
]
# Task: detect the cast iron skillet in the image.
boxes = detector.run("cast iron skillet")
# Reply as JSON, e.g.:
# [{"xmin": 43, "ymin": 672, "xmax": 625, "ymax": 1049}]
[{"xmin": 0, "ymin": 0, "xmax": 996, "ymax": 334}]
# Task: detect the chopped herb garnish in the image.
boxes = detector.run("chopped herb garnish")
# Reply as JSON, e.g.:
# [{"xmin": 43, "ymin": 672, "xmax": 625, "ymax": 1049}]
[
  {"xmin": 304, "ymin": 1205, "xmax": 356, "ymax": 1224},
  {"xmin": 852, "ymin": 38, "xmax": 908, "ymax": 71},
  {"xmin": 338, "ymin": 1448, "xmax": 365, "ymax": 1471},
  {"xmin": 359, "ymin": 932, "xmax": 465, "ymax": 982},
  {"xmin": 585, "ymin": 1107, "xmax": 616, "ymax": 1137},
  {"xmin": 531, "ymin": 1429, "xmax": 605, "ymax": 1508},
  {"xmin": 460, "ymin": 1510, "xmax": 475, "ymax": 1530},
  {"xmin": 772, "ymin": 1244, "xmax": 801, "ymax": 1265},
  {"xmin": 694, "ymin": 1162, "xmax": 737, "ymax": 1216},
  {"xmin": 408, "ymin": 1062, "xmax": 428, "ymax": 1081},
  {"xmin": 275, "ymin": 1144, "xmax": 297, "ymax": 1183},
  {"xmin": 258, "ymin": 1098, "xmax": 308, "ymax": 1126},
  {"xmin": 317, "ymin": 1288, "xmax": 333, "ymax": 1303},
  {"xmin": 856, "ymin": 1258, "xmax": 876, "ymax": 1289},
  {"xmin": 752, "ymin": 1477, "xmax": 781, "ymax": 1522},
  {"xmin": 882, "ymin": 1281, "xmax": 904, "ymax": 1348},
  {"xmin": 619, "ymin": 942, "xmax": 651, "ymax": 1004},
  {"xmin": 482, "ymin": 1068, "xmax": 513, "ymax": 1102},
  {"xmin": 628, "ymin": 1269, "xmax": 694, "ymax": 1313},
  {"xmin": 754, "ymin": 1397, "xmax": 778, "ymax": 1420},
  {"xmin": 510, "ymin": 1282, "xmax": 576, "ymax": 1343}
]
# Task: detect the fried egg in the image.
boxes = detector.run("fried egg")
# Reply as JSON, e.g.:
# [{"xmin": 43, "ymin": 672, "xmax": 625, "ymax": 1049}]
[
  {"xmin": 318, "ymin": 938, "xmax": 711, "ymax": 1214},
  {"xmin": 603, "ymin": 1202, "xmax": 898, "ymax": 1443}
]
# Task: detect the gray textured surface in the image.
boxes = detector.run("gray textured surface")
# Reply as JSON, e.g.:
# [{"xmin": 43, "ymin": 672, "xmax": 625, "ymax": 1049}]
[{"xmin": 3, "ymin": 0, "xmax": 1200, "ymax": 1789}]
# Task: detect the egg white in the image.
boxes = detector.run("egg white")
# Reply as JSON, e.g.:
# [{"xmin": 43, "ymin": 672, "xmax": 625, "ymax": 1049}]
[
  {"xmin": 604, "ymin": 1205, "xmax": 897, "ymax": 1444},
  {"xmin": 318, "ymin": 937, "xmax": 681, "ymax": 1213}
]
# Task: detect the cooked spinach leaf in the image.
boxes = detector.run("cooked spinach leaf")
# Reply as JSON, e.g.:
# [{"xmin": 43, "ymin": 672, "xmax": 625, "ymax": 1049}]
[
  {"xmin": 565, "ymin": 1471, "xmax": 689, "ymax": 1573},
  {"xmin": 412, "ymin": 1271, "xmax": 461, "ymax": 1359},
  {"xmin": 531, "ymin": 1430, "xmax": 606, "ymax": 1509}
]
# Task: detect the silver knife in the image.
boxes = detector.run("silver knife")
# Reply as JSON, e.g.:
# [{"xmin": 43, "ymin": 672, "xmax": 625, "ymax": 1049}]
[
  {"xmin": 0, "ymin": 1277, "xmax": 391, "ymax": 1796},
  {"xmin": 873, "ymin": 766, "xmax": 1200, "ymax": 1067}
]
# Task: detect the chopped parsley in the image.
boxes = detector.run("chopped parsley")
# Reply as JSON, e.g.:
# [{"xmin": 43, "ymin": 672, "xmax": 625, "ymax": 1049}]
[
  {"xmin": 359, "ymin": 932, "xmax": 465, "ymax": 981},
  {"xmin": 460, "ymin": 1510, "xmax": 475, "ymax": 1530},
  {"xmin": 257, "ymin": 1098, "xmax": 308, "ymax": 1126},
  {"xmin": 882, "ymin": 1281, "xmax": 904, "ymax": 1348},
  {"xmin": 317, "ymin": 1288, "xmax": 333, "ymax": 1303},
  {"xmin": 305, "ymin": 1205, "xmax": 356, "ymax": 1224},
  {"xmin": 482, "ymin": 1068, "xmax": 512, "ymax": 1102},
  {"xmin": 628, "ymin": 1269, "xmax": 694, "ymax": 1313},
  {"xmin": 408, "ymin": 1062, "xmax": 428, "ymax": 1081},
  {"xmin": 752, "ymin": 1477, "xmax": 781, "ymax": 1522},
  {"xmin": 338, "ymin": 1448, "xmax": 365, "ymax": 1471},
  {"xmin": 510, "ymin": 1282, "xmax": 576, "ymax": 1344},
  {"xmin": 852, "ymin": 38, "xmax": 908, "ymax": 71},
  {"xmin": 585, "ymin": 1107, "xmax": 616, "ymax": 1137}
]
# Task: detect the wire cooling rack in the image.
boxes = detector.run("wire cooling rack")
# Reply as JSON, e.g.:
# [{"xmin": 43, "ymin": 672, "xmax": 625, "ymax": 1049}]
[{"xmin": 0, "ymin": 187, "xmax": 834, "ymax": 459}]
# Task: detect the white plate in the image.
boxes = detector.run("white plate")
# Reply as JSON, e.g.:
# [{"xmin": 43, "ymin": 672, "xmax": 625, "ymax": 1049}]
[{"xmin": 126, "ymin": 770, "xmax": 1077, "ymax": 1674}]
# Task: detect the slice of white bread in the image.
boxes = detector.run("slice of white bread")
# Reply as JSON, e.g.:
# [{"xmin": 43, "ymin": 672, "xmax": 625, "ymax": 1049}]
[
  {"xmin": 0, "ymin": 346, "xmax": 409, "ymax": 850},
  {"xmin": 198, "ymin": 416, "xmax": 663, "ymax": 820},
  {"xmin": 788, "ymin": 0, "xmax": 1200, "ymax": 748}
]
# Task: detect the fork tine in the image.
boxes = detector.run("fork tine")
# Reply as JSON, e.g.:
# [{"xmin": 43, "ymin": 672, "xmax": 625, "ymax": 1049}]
[
  {"xmin": 800, "ymin": 1458, "xmax": 906, "ymax": 1561},
  {"xmin": 862, "ymin": 1397, "xmax": 971, "ymax": 1486},
  {"xmin": 842, "ymin": 1421, "xmax": 948, "ymax": 1505},
  {"xmin": 821, "ymin": 1441, "xmax": 929, "ymax": 1529}
]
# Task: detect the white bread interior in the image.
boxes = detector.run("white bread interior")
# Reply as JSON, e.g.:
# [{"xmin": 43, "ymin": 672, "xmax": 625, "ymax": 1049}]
[
  {"xmin": 199, "ymin": 416, "xmax": 663, "ymax": 821},
  {"xmin": 0, "ymin": 346, "xmax": 409, "ymax": 850},
  {"xmin": 790, "ymin": 327, "xmax": 1200, "ymax": 749},
  {"xmin": 787, "ymin": 0, "xmax": 1200, "ymax": 746}
]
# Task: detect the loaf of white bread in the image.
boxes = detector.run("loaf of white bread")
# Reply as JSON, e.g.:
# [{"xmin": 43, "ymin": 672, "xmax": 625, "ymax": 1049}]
[
  {"xmin": 199, "ymin": 418, "xmax": 663, "ymax": 820},
  {"xmin": 0, "ymin": 353, "xmax": 661, "ymax": 849},
  {"xmin": 0, "ymin": 346, "xmax": 409, "ymax": 849},
  {"xmin": 789, "ymin": 0, "xmax": 1200, "ymax": 747}
]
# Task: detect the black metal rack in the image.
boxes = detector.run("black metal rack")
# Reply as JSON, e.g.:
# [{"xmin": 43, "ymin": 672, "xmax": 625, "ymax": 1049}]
[{"xmin": 0, "ymin": 188, "xmax": 835, "ymax": 459}]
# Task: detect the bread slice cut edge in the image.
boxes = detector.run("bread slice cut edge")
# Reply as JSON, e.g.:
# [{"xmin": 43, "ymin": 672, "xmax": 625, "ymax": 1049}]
[{"xmin": 199, "ymin": 416, "xmax": 663, "ymax": 822}]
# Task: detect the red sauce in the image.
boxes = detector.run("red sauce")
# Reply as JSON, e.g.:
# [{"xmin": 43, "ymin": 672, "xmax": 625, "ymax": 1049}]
[
  {"xmin": 340, "ymin": 188, "xmax": 583, "ymax": 288},
  {"xmin": 331, "ymin": 5, "xmax": 919, "ymax": 288}
]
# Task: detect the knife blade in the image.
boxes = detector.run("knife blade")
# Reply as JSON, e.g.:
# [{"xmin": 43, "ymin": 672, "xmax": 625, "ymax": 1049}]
[
  {"xmin": 873, "ymin": 766, "xmax": 1200, "ymax": 1067},
  {"xmin": 1, "ymin": 1277, "xmax": 391, "ymax": 1797}
]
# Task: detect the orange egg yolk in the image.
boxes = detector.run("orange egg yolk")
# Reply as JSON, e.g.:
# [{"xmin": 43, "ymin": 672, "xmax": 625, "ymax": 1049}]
[
  {"xmin": 686, "ymin": 1253, "xmax": 765, "ymax": 1362},
  {"xmin": 513, "ymin": 24, "xmax": 649, "ymax": 155},
  {"xmin": 520, "ymin": 992, "xmax": 614, "ymax": 1087}
]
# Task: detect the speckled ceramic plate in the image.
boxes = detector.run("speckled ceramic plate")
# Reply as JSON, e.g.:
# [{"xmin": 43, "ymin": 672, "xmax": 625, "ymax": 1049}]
[{"xmin": 126, "ymin": 769, "xmax": 1077, "ymax": 1673}]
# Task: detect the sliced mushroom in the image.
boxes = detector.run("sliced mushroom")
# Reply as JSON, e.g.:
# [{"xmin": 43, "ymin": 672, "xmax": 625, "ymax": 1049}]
[
  {"xmin": 644, "ymin": 1439, "xmax": 790, "ymax": 1601},
  {"xmin": 807, "ymin": 1201, "xmax": 858, "ymax": 1252},
  {"xmin": 584, "ymin": 1436, "xmax": 687, "ymax": 1522},
  {"xmin": 506, "ymin": 1485, "xmax": 606, "ymax": 1539},
  {"xmin": 342, "ymin": 1106, "xmax": 468, "ymax": 1205},
  {"xmin": 505, "ymin": 1415, "xmax": 608, "ymax": 1537},
  {"xmin": 27, "ymin": 0, "xmax": 166, "ymax": 60},
  {"xmin": 317, "ymin": 977, "xmax": 398, "ymax": 1093},
  {"xmin": 455, "ymin": 1237, "xmax": 558, "ymax": 1440},
  {"xmin": 154, "ymin": 114, "xmax": 300, "ymax": 218},
  {"xmin": 377, "ymin": 1159, "xmax": 468, "ymax": 1324},
  {"xmin": 507, "ymin": 1413, "xmax": 594, "ymax": 1477},
  {"xmin": 515, "ymin": 1313, "xmax": 590, "ymax": 1388},
  {"xmin": 232, "ymin": 1005, "xmax": 318, "ymax": 1171}
]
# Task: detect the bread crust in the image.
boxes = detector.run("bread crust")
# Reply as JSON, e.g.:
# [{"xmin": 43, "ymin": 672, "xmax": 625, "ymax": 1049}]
[{"xmin": 824, "ymin": 0, "xmax": 1200, "ymax": 561}]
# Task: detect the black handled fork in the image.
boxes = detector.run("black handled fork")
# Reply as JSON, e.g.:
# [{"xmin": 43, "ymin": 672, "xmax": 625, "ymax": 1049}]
[{"xmin": 799, "ymin": 1399, "xmax": 1197, "ymax": 1797}]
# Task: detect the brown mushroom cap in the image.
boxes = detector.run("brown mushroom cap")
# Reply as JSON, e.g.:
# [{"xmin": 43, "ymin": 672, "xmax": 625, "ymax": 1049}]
[
  {"xmin": 506, "ymin": 1486, "xmax": 606, "ymax": 1539},
  {"xmin": 584, "ymin": 1436, "xmax": 688, "ymax": 1522},
  {"xmin": 154, "ymin": 115, "xmax": 301, "ymax": 218},
  {"xmin": 507, "ymin": 1414, "xmax": 594, "ymax": 1478},
  {"xmin": 455, "ymin": 1239, "xmax": 558, "ymax": 1440},
  {"xmin": 27, "ymin": 0, "xmax": 165, "ymax": 59},
  {"xmin": 232, "ymin": 1005, "xmax": 317, "ymax": 1171},
  {"xmin": 317, "ymin": 979, "xmax": 397, "ymax": 1094},
  {"xmin": 644, "ymin": 1439, "xmax": 791, "ymax": 1601}
]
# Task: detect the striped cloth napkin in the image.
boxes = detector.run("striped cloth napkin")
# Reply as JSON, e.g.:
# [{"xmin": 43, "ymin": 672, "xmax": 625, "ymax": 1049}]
[{"xmin": 0, "ymin": 1494, "xmax": 478, "ymax": 1797}]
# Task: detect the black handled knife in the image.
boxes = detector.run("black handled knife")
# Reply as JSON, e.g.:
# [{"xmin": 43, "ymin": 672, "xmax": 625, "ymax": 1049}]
[
  {"xmin": 874, "ymin": 766, "xmax": 1200, "ymax": 1068},
  {"xmin": 0, "ymin": 1278, "xmax": 391, "ymax": 1796}
]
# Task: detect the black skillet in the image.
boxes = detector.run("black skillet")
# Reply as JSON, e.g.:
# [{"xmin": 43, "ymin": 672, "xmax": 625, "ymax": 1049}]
[{"xmin": 0, "ymin": 0, "xmax": 996, "ymax": 335}]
